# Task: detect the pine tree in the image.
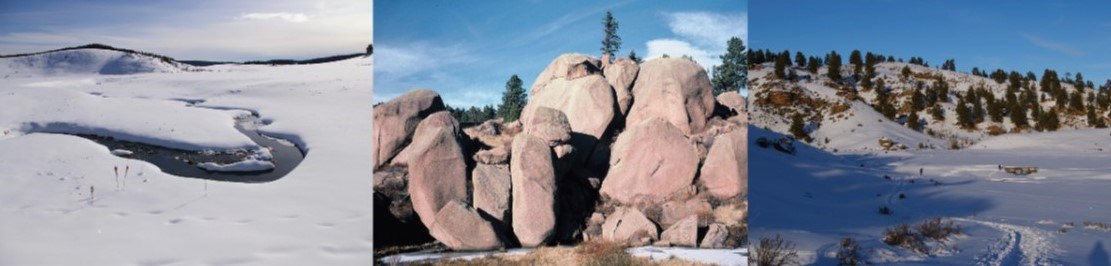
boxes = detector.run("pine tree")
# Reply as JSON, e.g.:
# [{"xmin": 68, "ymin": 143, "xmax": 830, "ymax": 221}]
[
  {"xmin": 1088, "ymin": 105, "xmax": 1103, "ymax": 127},
  {"xmin": 600, "ymin": 11, "xmax": 621, "ymax": 62},
  {"xmin": 935, "ymin": 78, "xmax": 950, "ymax": 102},
  {"xmin": 807, "ymin": 56, "xmax": 820, "ymax": 74},
  {"xmin": 930, "ymin": 104, "xmax": 945, "ymax": 122},
  {"xmin": 827, "ymin": 50, "xmax": 842, "ymax": 81},
  {"xmin": 795, "ymin": 51, "xmax": 806, "ymax": 67},
  {"xmin": 901, "ymin": 65, "xmax": 912, "ymax": 79},
  {"xmin": 790, "ymin": 113, "xmax": 810, "ymax": 141},
  {"xmin": 1069, "ymin": 90, "xmax": 1085, "ymax": 113},
  {"xmin": 907, "ymin": 111, "xmax": 921, "ymax": 131},
  {"xmin": 497, "ymin": 75, "xmax": 527, "ymax": 122},
  {"xmin": 849, "ymin": 50, "xmax": 863, "ymax": 75},
  {"xmin": 774, "ymin": 52, "xmax": 789, "ymax": 79},
  {"xmin": 1076, "ymin": 72, "xmax": 1085, "ymax": 90},
  {"xmin": 912, "ymin": 88, "xmax": 926, "ymax": 112},
  {"xmin": 988, "ymin": 99, "xmax": 1004, "ymax": 122},
  {"xmin": 956, "ymin": 97, "xmax": 974, "ymax": 129},
  {"xmin": 628, "ymin": 50, "xmax": 642, "ymax": 64},
  {"xmin": 1010, "ymin": 101, "xmax": 1028, "ymax": 128},
  {"xmin": 711, "ymin": 37, "xmax": 746, "ymax": 95}
]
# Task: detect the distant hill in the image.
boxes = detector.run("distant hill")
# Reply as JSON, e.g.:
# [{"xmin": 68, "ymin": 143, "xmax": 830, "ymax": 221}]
[
  {"xmin": 0, "ymin": 44, "xmax": 369, "ymax": 75},
  {"xmin": 749, "ymin": 49, "xmax": 1110, "ymax": 150},
  {"xmin": 0, "ymin": 44, "xmax": 186, "ymax": 76}
]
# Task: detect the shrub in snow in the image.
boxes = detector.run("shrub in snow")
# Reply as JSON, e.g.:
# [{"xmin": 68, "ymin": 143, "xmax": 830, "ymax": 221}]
[
  {"xmin": 916, "ymin": 217, "xmax": 961, "ymax": 241},
  {"xmin": 882, "ymin": 223, "xmax": 926, "ymax": 254},
  {"xmin": 752, "ymin": 234, "xmax": 799, "ymax": 266},
  {"xmin": 878, "ymin": 206, "xmax": 892, "ymax": 215},
  {"xmin": 835, "ymin": 237, "xmax": 862, "ymax": 266}
]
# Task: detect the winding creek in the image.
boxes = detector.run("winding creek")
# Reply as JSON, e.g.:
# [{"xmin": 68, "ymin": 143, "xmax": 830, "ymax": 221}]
[{"xmin": 72, "ymin": 115, "xmax": 304, "ymax": 183}]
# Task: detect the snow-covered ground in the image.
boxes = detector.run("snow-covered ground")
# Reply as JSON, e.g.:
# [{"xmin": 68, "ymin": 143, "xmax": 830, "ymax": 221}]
[
  {"xmin": 0, "ymin": 49, "xmax": 373, "ymax": 265},
  {"xmin": 750, "ymin": 124, "xmax": 1111, "ymax": 265},
  {"xmin": 376, "ymin": 247, "xmax": 748, "ymax": 265}
]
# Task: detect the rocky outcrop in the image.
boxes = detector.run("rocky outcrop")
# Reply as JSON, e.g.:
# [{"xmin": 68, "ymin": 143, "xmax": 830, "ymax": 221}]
[
  {"xmin": 473, "ymin": 164, "xmax": 512, "ymax": 222},
  {"xmin": 429, "ymin": 200, "xmax": 505, "ymax": 251},
  {"xmin": 660, "ymin": 215, "xmax": 699, "ymax": 247},
  {"xmin": 601, "ymin": 207, "xmax": 659, "ymax": 246},
  {"xmin": 699, "ymin": 223, "xmax": 730, "ymax": 248},
  {"xmin": 473, "ymin": 146, "xmax": 510, "ymax": 165},
  {"xmin": 626, "ymin": 58, "xmax": 716, "ymax": 136},
  {"xmin": 510, "ymin": 134, "xmax": 558, "ymax": 247},
  {"xmin": 530, "ymin": 53, "xmax": 602, "ymax": 96},
  {"xmin": 521, "ymin": 74, "xmax": 617, "ymax": 166},
  {"xmin": 604, "ymin": 58, "xmax": 639, "ymax": 115},
  {"xmin": 374, "ymin": 53, "xmax": 747, "ymax": 251},
  {"xmin": 716, "ymin": 90, "xmax": 746, "ymax": 113},
  {"xmin": 699, "ymin": 129, "xmax": 746, "ymax": 199},
  {"xmin": 523, "ymin": 106, "xmax": 573, "ymax": 146},
  {"xmin": 660, "ymin": 198, "xmax": 712, "ymax": 229},
  {"xmin": 600, "ymin": 118, "xmax": 699, "ymax": 204},
  {"xmin": 373, "ymin": 89, "xmax": 445, "ymax": 169},
  {"xmin": 406, "ymin": 111, "xmax": 468, "ymax": 229},
  {"xmin": 373, "ymin": 166, "xmax": 415, "ymax": 222}
]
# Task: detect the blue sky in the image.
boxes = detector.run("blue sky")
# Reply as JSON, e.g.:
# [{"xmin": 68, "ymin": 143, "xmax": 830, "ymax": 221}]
[
  {"xmin": 752, "ymin": 1, "xmax": 1111, "ymax": 86},
  {"xmin": 375, "ymin": 0, "xmax": 747, "ymax": 108},
  {"xmin": 0, "ymin": 0, "xmax": 371, "ymax": 61}
]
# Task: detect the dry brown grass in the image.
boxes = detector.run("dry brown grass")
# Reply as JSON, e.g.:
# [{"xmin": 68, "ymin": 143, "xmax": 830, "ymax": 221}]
[
  {"xmin": 403, "ymin": 241, "xmax": 712, "ymax": 266},
  {"xmin": 712, "ymin": 202, "xmax": 746, "ymax": 228}
]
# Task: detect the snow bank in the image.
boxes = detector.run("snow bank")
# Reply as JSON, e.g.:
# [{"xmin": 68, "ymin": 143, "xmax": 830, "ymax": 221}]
[
  {"xmin": 1, "ymin": 86, "xmax": 258, "ymax": 151},
  {"xmin": 0, "ymin": 55, "xmax": 373, "ymax": 265},
  {"xmin": 0, "ymin": 48, "xmax": 182, "ymax": 77},
  {"xmin": 197, "ymin": 159, "xmax": 275, "ymax": 172},
  {"xmin": 628, "ymin": 247, "xmax": 747, "ymax": 266}
]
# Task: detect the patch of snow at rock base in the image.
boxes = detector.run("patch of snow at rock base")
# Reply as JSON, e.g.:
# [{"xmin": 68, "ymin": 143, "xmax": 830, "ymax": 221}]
[{"xmin": 628, "ymin": 246, "xmax": 748, "ymax": 266}]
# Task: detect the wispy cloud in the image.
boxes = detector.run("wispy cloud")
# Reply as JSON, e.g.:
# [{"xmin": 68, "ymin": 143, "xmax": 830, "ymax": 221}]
[
  {"xmin": 646, "ymin": 11, "xmax": 746, "ymax": 72},
  {"xmin": 664, "ymin": 11, "xmax": 747, "ymax": 50},
  {"xmin": 645, "ymin": 39, "xmax": 715, "ymax": 69},
  {"xmin": 514, "ymin": 0, "xmax": 631, "ymax": 47},
  {"xmin": 238, "ymin": 12, "xmax": 309, "ymax": 23},
  {"xmin": 375, "ymin": 42, "xmax": 475, "ymax": 80},
  {"xmin": 1020, "ymin": 33, "xmax": 1082, "ymax": 57},
  {"xmin": 0, "ymin": 0, "xmax": 371, "ymax": 60}
]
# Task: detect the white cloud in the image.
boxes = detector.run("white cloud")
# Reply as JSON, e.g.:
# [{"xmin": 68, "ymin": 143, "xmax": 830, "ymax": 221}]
[
  {"xmin": 664, "ymin": 12, "xmax": 747, "ymax": 50},
  {"xmin": 238, "ymin": 12, "xmax": 309, "ymax": 23},
  {"xmin": 644, "ymin": 11, "xmax": 746, "ymax": 73},
  {"xmin": 0, "ymin": 0, "xmax": 371, "ymax": 60},
  {"xmin": 375, "ymin": 43, "xmax": 474, "ymax": 80},
  {"xmin": 645, "ymin": 39, "xmax": 716, "ymax": 70},
  {"xmin": 1020, "ymin": 33, "xmax": 1082, "ymax": 57}
]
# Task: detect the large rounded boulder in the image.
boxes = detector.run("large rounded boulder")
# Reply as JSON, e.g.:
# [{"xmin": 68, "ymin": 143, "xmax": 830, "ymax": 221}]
[
  {"xmin": 510, "ymin": 134, "xmax": 559, "ymax": 247},
  {"xmin": 603, "ymin": 58, "xmax": 639, "ymax": 115},
  {"xmin": 699, "ymin": 129, "xmax": 746, "ymax": 199},
  {"xmin": 373, "ymin": 89, "xmax": 445, "ymax": 169},
  {"xmin": 601, "ymin": 207, "xmax": 659, "ymax": 246},
  {"xmin": 626, "ymin": 58, "xmax": 716, "ymax": 136},
  {"xmin": 520, "ymin": 75, "xmax": 617, "ymax": 165},
  {"xmin": 472, "ymin": 164, "xmax": 512, "ymax": 223},
  {"xmin": 530, "ymin": 53, "xmax": 602, "ymax": 96},
  {"xmin": 600, "ymin": 117, "xmax": 699, "ymax": 205},
  {"xmin": 405, "ymin": 111, "xmax": 468, "ymax": 229},
  {"xmin": 428, "ymin": 200, "xmax": 505, "ymax": 251}
]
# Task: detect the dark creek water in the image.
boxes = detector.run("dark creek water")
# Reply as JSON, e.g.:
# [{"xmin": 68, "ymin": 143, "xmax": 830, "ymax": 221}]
[{"xmin": 74, "ymin": 116, "xmax": 304, "ymax": 183}]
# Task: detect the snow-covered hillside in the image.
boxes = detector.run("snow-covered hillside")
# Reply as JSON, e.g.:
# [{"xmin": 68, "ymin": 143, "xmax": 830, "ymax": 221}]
[
  {"xmin": 748, "ymin": 54, "xmax": 1111, "ymax": 264},
  {"xmin": 0, "ymin": 48, "xmax": 373, "ymax": 265},
  {"xmin": 750, "ymin": 59, "xmax": 1109, "ymax": 150},
  {"xmin": 750, "ymin": 125, "xmax": 1111, "ymax": 265},
  {"xmin": 1, "ymin": 47, "xmax": 186, "ymax": 77}
]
